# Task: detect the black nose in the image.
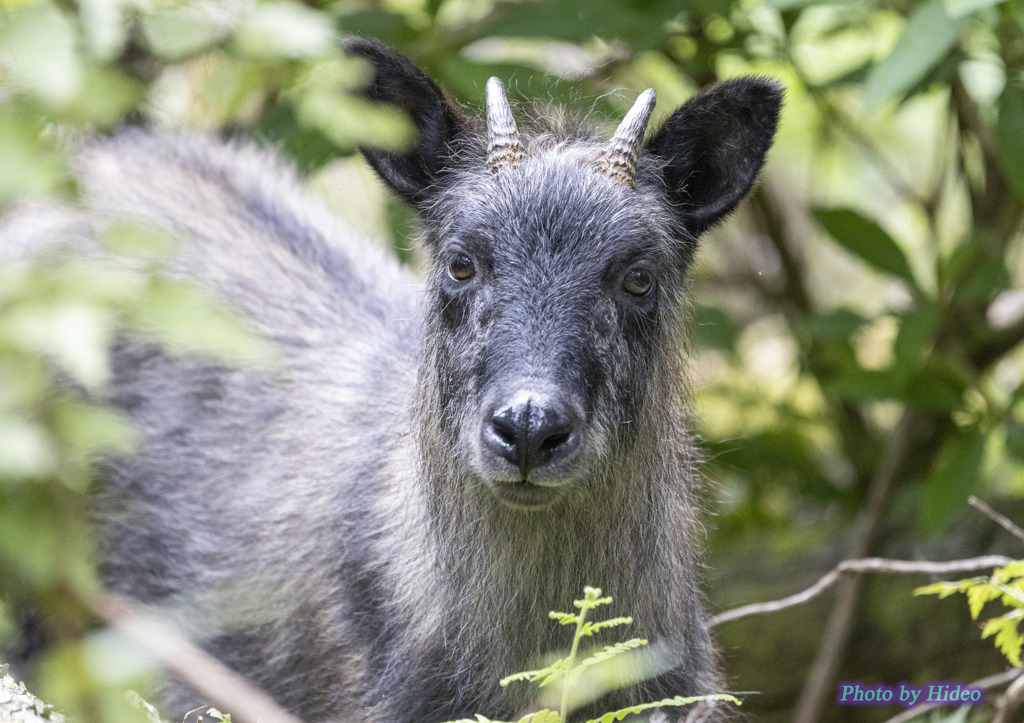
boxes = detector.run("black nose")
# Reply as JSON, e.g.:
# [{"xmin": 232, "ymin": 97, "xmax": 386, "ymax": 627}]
[{"xmin": 481, "ymin": 393, "xmax": 581, "ymax": 476}]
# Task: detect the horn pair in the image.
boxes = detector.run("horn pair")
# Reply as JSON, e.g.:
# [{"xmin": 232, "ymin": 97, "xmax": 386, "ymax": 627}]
[{"xmin": 485, "ymin": 78, "xmax": 656, "ymax": 189}]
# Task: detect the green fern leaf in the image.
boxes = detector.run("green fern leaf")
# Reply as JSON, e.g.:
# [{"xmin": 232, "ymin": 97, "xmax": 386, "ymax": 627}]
[
  {"xmin": 584, "ymin": 693, "xmax": 742, "ymax": 723},
  {"xmin": 581, "ymin": 617, "xmax": 633, "ymax": 636},
  {"xmin": 967, "ymin": 583, "xmax": 1002, "ymax": 619},
  {"xmin": 913, "ymin": 579, "xmax": 983, "ymax": 598},
  {"xmin": 537, "ymin": 658, "xmax": 572, "ymax": 687},
  {"xmin": 549, "ymin": 611, "xmax": 579, "ymax": 625},
  {"xmin": 995, "ymin": 562, "xmax": 1024, "ymax": 583},
  {"xmin": 981, "ymin": 609, "xmax": 1024, "ymax": 667},
  {"xmin": 501, "ymin": 666, "xmax": 558, "ymax": 687},
  {"xmin": 516, "ymin": 711, "xmax": 561, "ymax": 723},
  {"xmin": 575, "ymin": 639, "xmax": 649, "ymax": 673}
]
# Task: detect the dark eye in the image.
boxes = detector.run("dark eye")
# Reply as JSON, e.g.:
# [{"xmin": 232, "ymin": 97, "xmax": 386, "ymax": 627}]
[
  {"xmin": 448, "ymin": 252, "xmax": 476, "ymax": 281},
  {"xmin": 622, "ymin": 267, "xmax": 653, "ymax": 296}
]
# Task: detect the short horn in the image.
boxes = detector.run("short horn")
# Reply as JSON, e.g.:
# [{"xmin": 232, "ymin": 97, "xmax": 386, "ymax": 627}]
[
  {"xmin": 485, "ymin": 77, "xmax": 524, "ymax": 174},
  {"xmin": 600, "ymin": 88, "xmax": 656, "ymax": 188}
]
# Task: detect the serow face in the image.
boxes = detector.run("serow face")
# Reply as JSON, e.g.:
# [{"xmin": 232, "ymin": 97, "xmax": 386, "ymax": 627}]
[
  {"xmin": 429, "ymin": 159, "xmax": 678, "ymax": 510},
  {"xmin": 346, "ymin": 37, "xmax": 783, "ymax": 509}
]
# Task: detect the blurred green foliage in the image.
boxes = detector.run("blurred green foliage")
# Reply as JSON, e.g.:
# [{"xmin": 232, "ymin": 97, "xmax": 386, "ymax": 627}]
[{"xmin": 1, "ymin": 0, "xmax": 1023, "ymax": 721}]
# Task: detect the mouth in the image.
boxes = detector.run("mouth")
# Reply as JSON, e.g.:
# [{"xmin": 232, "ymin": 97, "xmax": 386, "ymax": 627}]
[{"xmin": 488, "ymin": 479, "xmax": 564, "ymax": 510}]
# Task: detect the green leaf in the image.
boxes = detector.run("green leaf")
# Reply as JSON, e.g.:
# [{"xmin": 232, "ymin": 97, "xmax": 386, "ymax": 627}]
[
  {"xmin": 233, "ymin": 2, "xmax": 334, "ymax": 60},
  {"xmin": 580, "ymin": 617, "xmax": 633, "ymax": 636},
  {"xmin": 863, "ymin": 0, "xmax": 965, "ymax": 107},
  {"xmin": 997, "ymin": 83, "xmax": 1024, "ymax": 202},
  {"xmin": 78, "ymin": 0, "xmax": 139, "ymax": 61},
  {"xmin": 914, "ymin": 579, "xmax": 983, "ymax": 598},
  {"xmin": 691, "ymin": 306, "xmax": 741, "ymax": 354},
  {"xmin": 921, "ymin": 430, "xmax": 986, "ymax": 534},
  {"xmin": 0, "ymin": 299, "xmax": 115, "ymax": 390},
  {"xmin": 813, "ymin": 208, "xmax": 917, "ymax": 286},
  {"xmin": 826, "ymin": 369, "xmax": 903, "ymax": 403},
  {"xmin": 140, "ymin": 6, "xmax": 223, "ymax": 61},
  {"xmin": 980, "ymin": 609, "xmax": 1024, "ymax": 666},
  {"xmin": 1006, "ymin": 420, "xmax": 1024, "ymax": 463},
  {"xmin": 0, "ymin": 1, "xmax": 82, "ymax": 106},
  {"xmin": 0, "ymin": 107, "xmax": 69, "ymax": 202},
  {"xmin": 0, "ymin": 416, "xmax": 58, "ymax": 479},
  {"xmin": 967, "ymin": 583, "xmax": 1002, "ymax": 619},
  {"xmin": 549, "ymin": 611, "xmax": 579, "ymax": 625},
  {"xmin": 574, "ymin": 639, "xmax": 649, "ymax": 674},
  {"xmin": 584, "ymin": 694, "xmax": 742, "ymax": 723},
  {"xmin": 129, "ymin": 279, "xmax": 272, "ymax": 366},
  {"xmin": 519, "ymin": 712, "xmax": 560, "ymax": 723}
]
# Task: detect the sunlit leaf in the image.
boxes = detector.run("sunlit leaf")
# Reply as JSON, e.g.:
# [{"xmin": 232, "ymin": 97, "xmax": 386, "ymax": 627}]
[
  {"xmin": 140, "ymin": 6, "xmax": 223, "ymax": 61},
  {"xmin": 0, "ymin": 300, "xmax": 114, "ymax": 390},
  {"xmin": 813, "ymin": 208, "xmax": 917, "ymax": 286},
  {"xmin": 585, "ymin": 694, "xmax": 742, "ymax": 723},
  {"xmin": 863, "ymin": 0, "xmax": 965, "ymax": 107},
  {"xmin": 294, "ymin": 90, "xmax": 416, "ymax": 152},
  {"xmin": 1006, "ymin": 420, "xmax": 1024, "ymax": 463},
  {"xmin": 129, "ymin": 279, "xmax": 272, "ymax": 365},
  {"xmin": 0, "ymin": 416, "xmax": 58, "ymax": 479},
  {"xmin": 921, "ymin": 430, "xmax": 986, "ymax": 534},
  {"xmin": 0, "ymin": 1, "xmax": 82, "ymax": 106},
  {"xmin": 997, "ymin": 83, "xmax": 1024, "ymax": 201},
  {"xmin": 0, "ymin": 107, "xmax": 69, "ymax": 202},
  {"xmin": 78, "ymin": 0, "xmax": 141, "ymax": 61},
  {"xmin": 233, "ymin": 2, "xmax": 334, "ymax": 59}
]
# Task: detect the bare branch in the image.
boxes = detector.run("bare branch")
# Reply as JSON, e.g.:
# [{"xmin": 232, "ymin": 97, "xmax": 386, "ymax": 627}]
[
  {"xmin": 709, "ymin": 555, "xmax": 1017, "ymax": 628},
  {"xmin": 883, "ymin": 668, "xmax": 1024, "ymax": 723},
  {"xmin": 993, "ymin": 669, "xmax": 1024, "ymax": 723},
  {"xmin": 970, "ymin": 496, "xmax": 1024, "ymax": 545},
  {"xmin": 94, "ymin": 592, "xmax": 308, "ymax": 723}
]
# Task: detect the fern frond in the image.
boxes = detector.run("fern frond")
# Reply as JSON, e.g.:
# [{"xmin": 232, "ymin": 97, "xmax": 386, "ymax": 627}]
[
  {"xmin": 549, "ymin": 611, "xmax": 579, "ymax": 626},
  {"xmin": 580, "ymin": 617, "xmax": 633, "ymax": 636},
  {"xmin": 914, "ymin": 578, "xmax": 985, "ymax": 599},
  {"xmin": 574, "ymin": 638, "xmax": 649, "ymax": 673},
  {"xmin": 500, "ymin": 669, "xmax": 549, "ymax": 687},
  {"xmin": 575, "ymin": 587, "xmax": 613, "ymax": 611},
  {"xmin": 584, "ymin": 693, "xmax": 742, "ymax": 723},
  {"xmin": 516, "ymin": 711, "xmax": 561, "ymax": 723},
  {"xmin": 537, "ymin": 658, "xmax": 572, "ymax": 687},
  {"xmin": 439, "ymin": 714, "xmax": 501, "ymax": 723}
]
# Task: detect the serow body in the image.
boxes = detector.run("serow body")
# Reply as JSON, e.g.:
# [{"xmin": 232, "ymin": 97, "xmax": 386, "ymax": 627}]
[{"xmin": 74, "ymin": 39, "xmax": 781, "ymax": 723}]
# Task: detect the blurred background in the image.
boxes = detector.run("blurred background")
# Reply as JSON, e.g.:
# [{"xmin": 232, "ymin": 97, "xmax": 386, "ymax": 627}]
[{"xmin": 1, "ymin": 0, "xmax": 1023, "ymax": 721}]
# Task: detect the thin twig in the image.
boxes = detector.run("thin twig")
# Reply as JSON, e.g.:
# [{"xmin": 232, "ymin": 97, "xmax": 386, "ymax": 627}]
[
  {"xmin": 883, "ymin": 668, "xmax": 1024, "ymax": 723},
  {"xmin": 94, "ymin": 592, "xmax": 307, "ymax": 723},
  {"xmin": 709, "ymin": 555, "xmax": 1016, "ymax": 628},
  {"xmin": 969, "ymin": 496, "xmax": 1024, "ymax": 545},
  {"xmin": 993, "ymin": 669, "xmax": 1024, "ymax": 723}
]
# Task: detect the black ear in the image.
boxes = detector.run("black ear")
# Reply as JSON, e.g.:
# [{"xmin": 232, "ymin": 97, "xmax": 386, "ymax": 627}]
[
  {"xmin": 344, "ymin": 37, "xmax": 467, "ymax": 206},
  {"xmin": 645, "ymin": 78, "xmax": 783, "ymax": 237}
]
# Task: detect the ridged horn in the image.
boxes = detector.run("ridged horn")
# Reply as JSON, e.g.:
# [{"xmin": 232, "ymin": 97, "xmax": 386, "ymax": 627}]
[
  {"xmin": 485, "ymin": 77, "xmax": 524, "ymax": 174},
  {"xmin": 600, "ymin": 88, "xmax": 656, "ymax": 188}
]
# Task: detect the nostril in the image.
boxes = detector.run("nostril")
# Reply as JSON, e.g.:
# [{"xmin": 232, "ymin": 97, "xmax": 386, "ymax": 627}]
[
  {"xmin": 481, "ymin": 394, "xmax": 582, "ymax": 477},
  {"xmin": 539, "ymin": 430, "xmax": 571, "ymax": 453},
  {"xmin": 490, "ymin": 416, "xmax": 517, "ymax": 447}
]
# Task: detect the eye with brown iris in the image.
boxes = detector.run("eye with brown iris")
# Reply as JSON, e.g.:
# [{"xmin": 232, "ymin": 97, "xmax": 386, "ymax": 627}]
[
  {"xmin": 448, "ymin": 252, "xmax": 476, "ymax": 281},
  {"xmin": 622, "ymin": 267, "xmax": 653, "ymax": 296}
]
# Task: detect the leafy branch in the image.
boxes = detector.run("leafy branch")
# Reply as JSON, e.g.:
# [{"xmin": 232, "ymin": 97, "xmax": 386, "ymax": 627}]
[{"xmin": 446, "ymin": 587, "xmax": 740, "ymax": 723}]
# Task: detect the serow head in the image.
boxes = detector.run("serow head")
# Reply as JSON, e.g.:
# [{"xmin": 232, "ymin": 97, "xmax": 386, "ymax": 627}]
[{"xmin": 347, "ymin": 38, "xmax": 783, "ymax": 510}]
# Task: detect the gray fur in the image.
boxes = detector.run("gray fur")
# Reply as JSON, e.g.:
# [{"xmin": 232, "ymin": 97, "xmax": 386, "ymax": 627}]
[{"xmin": 10, "ymin": 46, "xmax": 781, "ymax": 723}]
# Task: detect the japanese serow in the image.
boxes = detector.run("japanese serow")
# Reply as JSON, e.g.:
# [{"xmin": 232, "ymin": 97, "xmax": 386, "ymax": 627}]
[{"xmin": 74, "ymin": 38, "xmax": 781, "ymax": 723}]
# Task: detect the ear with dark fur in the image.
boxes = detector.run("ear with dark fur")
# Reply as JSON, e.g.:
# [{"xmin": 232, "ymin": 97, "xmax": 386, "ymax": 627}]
[
  {"xmin": 645, "ymin": 78, "xmax": 783, "ymax": 237},
  {"xmin": 344, "ymin": 37, "xmax": 467, "ymax": 206}
]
